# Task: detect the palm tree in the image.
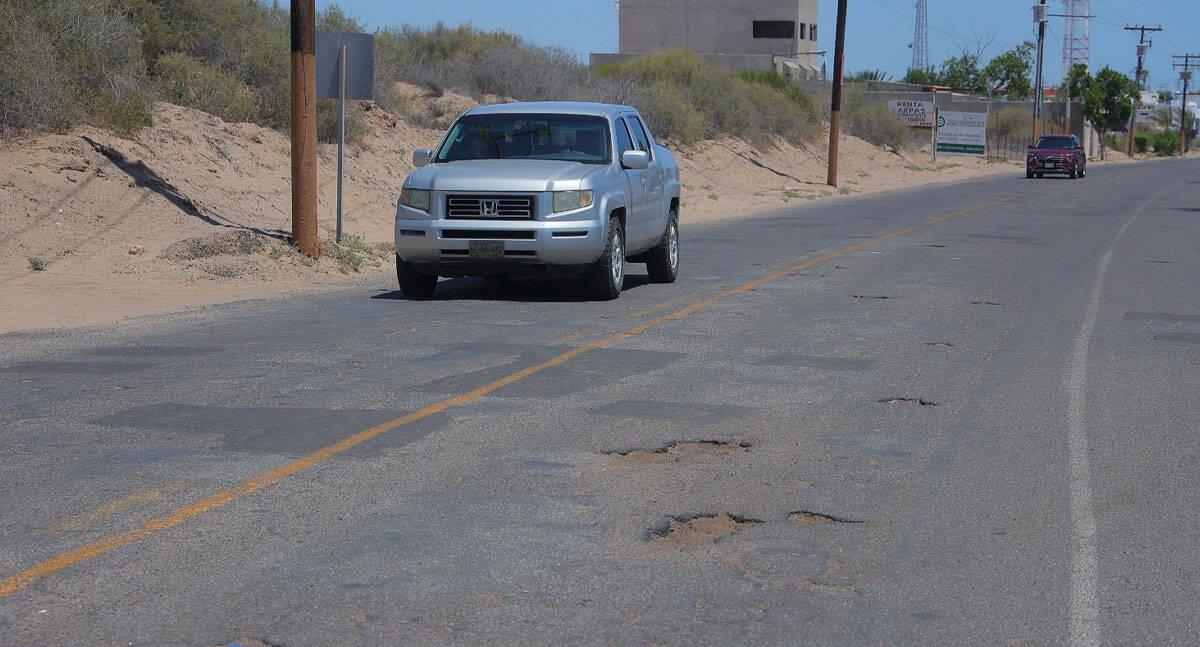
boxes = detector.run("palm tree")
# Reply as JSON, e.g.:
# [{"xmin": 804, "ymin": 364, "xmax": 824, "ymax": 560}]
[{"xmin": 847, "ymin": 69, "xmax": 893, "ymax": 83}]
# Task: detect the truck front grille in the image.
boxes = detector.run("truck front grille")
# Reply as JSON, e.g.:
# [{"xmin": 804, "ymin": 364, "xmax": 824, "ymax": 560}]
[{"xmin": 446, "ymin": 195, "xmax": 536, "ymax": 220}]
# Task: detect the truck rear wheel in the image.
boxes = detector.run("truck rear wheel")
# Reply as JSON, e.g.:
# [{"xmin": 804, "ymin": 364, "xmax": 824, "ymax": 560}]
[
  {"xmin": 396, "ymin": 256, "xmax": 437, "ymax": 299},
  {"xmin": 645, "ymin": 212, "xmax": 679, "ymax": 284}
]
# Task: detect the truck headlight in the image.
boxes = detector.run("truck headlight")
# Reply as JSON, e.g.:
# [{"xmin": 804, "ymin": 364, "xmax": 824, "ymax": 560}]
[
  {"xmin": 400, "ymin": 188, "xmax": 431, "ymax": 212},
  {"xmin": 552, "ymin": 190, "xmax": 594, "ymax": 213}
]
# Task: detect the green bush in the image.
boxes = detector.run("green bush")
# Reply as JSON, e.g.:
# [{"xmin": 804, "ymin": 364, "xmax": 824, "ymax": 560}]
[
  {"xmin": 155, "ymin": 53, "xmax": 258, "ymax": 124},
  {"xmin": 631, "ymin": 82, "xmax": 708, "ymax": 144},
  {"xmin": 0, "ymin": 0, "xmax": 152, "ymax": 135},
  {"xmin": 1134, "ymin": 134, "xmax": 1149, "ymax": 154},
  {"xmin": 1150, "ymin": 130, "xmax": 1180, "ymax": 156},
  {"xmin": 842, "ymin": 94, "xmax": 909, "ymax": 150}
]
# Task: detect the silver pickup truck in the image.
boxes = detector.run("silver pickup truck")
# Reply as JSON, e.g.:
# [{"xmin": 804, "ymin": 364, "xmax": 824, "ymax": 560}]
[{"xmin": 394, "ymin": 102, "xmax": 682, "ymax": 300}]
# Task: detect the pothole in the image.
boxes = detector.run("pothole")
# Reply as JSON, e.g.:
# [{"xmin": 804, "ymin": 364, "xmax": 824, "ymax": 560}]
[
  {"xmin": 648, "ymin": 513, "xmax": 763, "ymax": 549},
  {"xmin": 789, "ymin": 510, "xmax": 863, "ymax": 525},
  {"xmin": 1145, "ymin": 260, "xmax": 1174, "ymax": 264},
  {"xmin": 606, "ymin": 439, "xmax": 751, "ymax": 464},
  {"xmin": 851, "ymin": 294, "xmax": 892, "ymax": 300},
  {"xmin": 924, "ymin": 342, "xmax": 955, "ymax": 347},
  {"xmin": 924, "ymin": 243, "xmax": 948, "ymax": 248},
  {"xmin": 879, "ymin": 397, "xmax": 939, "ymax": 406},
  {"xmin": 970, "ymin": 301, "xmax": 1004, "ymax": 306}
]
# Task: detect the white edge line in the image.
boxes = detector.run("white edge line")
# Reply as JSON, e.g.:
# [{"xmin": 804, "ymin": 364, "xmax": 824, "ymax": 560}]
[{"xmin": 1066, "ymin": 182, "xmax": 1181, "ymax": 646}]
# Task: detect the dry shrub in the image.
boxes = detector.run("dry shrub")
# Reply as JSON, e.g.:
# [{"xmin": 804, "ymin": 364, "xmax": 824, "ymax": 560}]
[
  {"xmin": 374, "ymin": 24, "xmax": 631, "ymax": 112},
  {"xmin": 0, "ymin": 0, "xmax": 152, "ymax": 135},
  {"xmin": 156, "ymin": 53, "xmax": 258, "ymax": 124},
  {"xmin": 989, "ymin": 107, "xmax": 1032, "ymax": 140},
  {"xmin": 615, "ymin": 50, "xmax": 820, "ymax": 145},
  {"xmin": 843, "ymin": 94, "xmax": 909, "ymax": 150}
]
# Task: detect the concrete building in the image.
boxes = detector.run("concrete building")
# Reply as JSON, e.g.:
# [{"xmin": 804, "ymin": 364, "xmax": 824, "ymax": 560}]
[{"xmin": 590, "ymin": 0, "xmax": 822, "ymax": 80}]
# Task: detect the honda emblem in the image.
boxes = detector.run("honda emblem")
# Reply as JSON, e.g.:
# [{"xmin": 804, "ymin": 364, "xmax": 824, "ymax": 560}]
[{"xmin": 481, "ymin": 199, "xmax": 500, "ymax": 216}]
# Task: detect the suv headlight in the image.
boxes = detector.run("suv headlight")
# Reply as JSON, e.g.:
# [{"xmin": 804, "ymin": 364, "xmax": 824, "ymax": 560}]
[
  {"xmin": 400, "ymin": 188, "xmax": 431, "ymax": 212},
  {"xmin": 552, "ymin": 190, "xmax": 594, "ymax": 213}
]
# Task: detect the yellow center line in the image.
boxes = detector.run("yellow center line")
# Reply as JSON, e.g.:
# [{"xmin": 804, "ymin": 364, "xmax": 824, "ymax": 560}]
[
  {"xmin": 0, "ymin": 193, "xmax": 1023, "ymax": 598},
  {"xmin": 50, "ymin": 481, "xmax": 197, "ymax": 534}
]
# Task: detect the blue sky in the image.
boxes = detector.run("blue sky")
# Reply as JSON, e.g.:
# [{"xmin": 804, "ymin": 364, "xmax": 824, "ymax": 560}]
[{"xmin": 319, "ymin": 0, "xmax": 1197, "ymax": 91}]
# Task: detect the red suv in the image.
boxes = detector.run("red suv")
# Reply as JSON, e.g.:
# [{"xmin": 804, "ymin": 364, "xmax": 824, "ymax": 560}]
[{"xmin": 1026, "ymin": 134, "xmax": 1087, "ymax": 179}]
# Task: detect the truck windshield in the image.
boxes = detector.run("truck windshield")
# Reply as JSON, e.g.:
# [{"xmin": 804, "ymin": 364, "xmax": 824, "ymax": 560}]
[
  {"xmin": 436, "ymin": 114, "xmax": 611, "ymax": 164},
  {"xmin": 1034, "ymin": 136, "xmax": 1076, "ymax": 149}
]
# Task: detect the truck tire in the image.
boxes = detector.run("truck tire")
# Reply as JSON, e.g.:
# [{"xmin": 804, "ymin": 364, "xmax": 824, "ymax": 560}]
[
  {"xmin": 396, "ymin": 255, "xmax": 437, "ymax": 299},
  {"xmin": 1069, "ymin": 169, "xmax": 1078, "ymax": 179},
  {"xmin": 584, "ymin": 216, "xmax": 624, "ymax": 300},
  {"xmin": 645, "ymin": 211, "xmax": 679, "ymax": 284}
]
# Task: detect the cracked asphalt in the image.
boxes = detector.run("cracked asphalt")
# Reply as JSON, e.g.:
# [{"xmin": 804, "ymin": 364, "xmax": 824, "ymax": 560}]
[{"xmin": 1, "ymin": 159, "xmax": 1199, "ymax": 645}]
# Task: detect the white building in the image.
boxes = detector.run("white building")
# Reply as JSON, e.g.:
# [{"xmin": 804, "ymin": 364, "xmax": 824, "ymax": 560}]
[{"xmin": 591, "ymin": 0, "xmax": 822, "ymax": 79}]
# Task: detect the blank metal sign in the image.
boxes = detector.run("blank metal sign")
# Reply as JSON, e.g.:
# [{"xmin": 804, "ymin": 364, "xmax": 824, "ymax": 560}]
[{"xmin": 316, "ymin": 32, "xmax": 375, "ymax": 100}]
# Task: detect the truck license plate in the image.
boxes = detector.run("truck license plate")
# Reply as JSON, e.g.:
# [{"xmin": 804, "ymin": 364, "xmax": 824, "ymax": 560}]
[{"xmin": 469, "ymin": 240, "xmax": 505, "ymax": 259}]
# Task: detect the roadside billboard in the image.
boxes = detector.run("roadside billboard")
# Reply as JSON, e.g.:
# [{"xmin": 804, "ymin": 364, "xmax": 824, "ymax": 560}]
[
  {"xmin": 935, "ymin": 110, "xmax": 988, "ymax": 156},
  {"xmin": 889, "ymin": 100, "xmax": 935, "ymax": 128}
]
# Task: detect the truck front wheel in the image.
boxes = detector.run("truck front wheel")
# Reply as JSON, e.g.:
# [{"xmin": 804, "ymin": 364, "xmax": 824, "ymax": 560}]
[
  {"xmin": 583, "ymin": 216, "xmax": 625, "ymax": 300},
  {"xmin": 396, "ymin": 256, "xmax": 437, "ymax": 299},
  {"xmin": 645, "ymin": 211, "xmax": 679, "ymax": 283}
]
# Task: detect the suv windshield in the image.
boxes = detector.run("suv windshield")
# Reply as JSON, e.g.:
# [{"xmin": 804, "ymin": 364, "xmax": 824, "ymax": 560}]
[
  {"xmin": 436, "ymin": 114, "xmax": 611, "ymax": 164},
  {"xmin": 1035, "ymin": 136, "xmax": 1076, "ymax": 149}
]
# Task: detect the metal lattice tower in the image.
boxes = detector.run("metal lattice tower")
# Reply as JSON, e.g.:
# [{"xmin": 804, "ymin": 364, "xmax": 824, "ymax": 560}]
[
  {"xmin": 912, "ymin": 0, "xmax": 929, "ymax": 72},
  {"xmin": 1061, "ymin": 0, "xmax": 1091, "ymax": 73}
]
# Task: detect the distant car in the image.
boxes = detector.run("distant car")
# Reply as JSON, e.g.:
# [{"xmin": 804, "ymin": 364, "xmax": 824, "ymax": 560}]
[
  {"xmin": 393, "ymin": 102, "xmax": 682, "ymax": 300},
  {"xmin": 1026, "ymin": 134, "xmax": 1087, "ymax": 179}
]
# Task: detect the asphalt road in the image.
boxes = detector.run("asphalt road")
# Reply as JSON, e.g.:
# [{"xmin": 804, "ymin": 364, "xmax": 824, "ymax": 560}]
[{"xmin": 1, "ymin": 159, "xmax": 1198, "ymax": 646}]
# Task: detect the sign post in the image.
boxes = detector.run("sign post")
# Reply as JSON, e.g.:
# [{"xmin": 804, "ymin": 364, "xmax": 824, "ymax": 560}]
[
  {"xmin": 931, "ymin": 107, "xmax": 938, "ymax": 164},
  {"xmin": 336, "ymin": 43, "xmax": 347, "ymax": 243},
  {"xmin": 316, "ymin": 32, "xmax": 375, "ymax": 244}
]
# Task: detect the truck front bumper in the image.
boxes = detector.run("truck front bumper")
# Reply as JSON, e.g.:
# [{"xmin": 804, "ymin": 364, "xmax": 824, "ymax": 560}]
[{"xmin": 395, "ymin": 208, "xmax": 607, "ymax": 277}]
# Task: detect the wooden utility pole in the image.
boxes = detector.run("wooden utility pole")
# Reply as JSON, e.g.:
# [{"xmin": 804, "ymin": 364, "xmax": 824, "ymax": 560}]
[
  {"xmin": 826, "ymin": 0, "xmax": 848, "ymax": 187},
  {"xmin": 1174, "ymin": 54, "xmax": 1199, "ymax": 155},
  {"xmin": 1124, "ymin": 25, "xmax": 1162, "ymax": 157},
  {"xmin": 1032, "ymin": 1, "xmax": 1047, "ymax": 142},
  {"xmin": 291, "ymin": 0, "xmax": 319, "ymax": 257}
]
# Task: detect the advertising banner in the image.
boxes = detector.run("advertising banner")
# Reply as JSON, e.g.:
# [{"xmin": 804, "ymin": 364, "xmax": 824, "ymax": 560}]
[
  {"xmin": 935, "ymin": 110, "xmax": 988, "ymax": 156},
  {"xmin": 889, "ymin": 100, "xmax": 935, "ymax": 128}
]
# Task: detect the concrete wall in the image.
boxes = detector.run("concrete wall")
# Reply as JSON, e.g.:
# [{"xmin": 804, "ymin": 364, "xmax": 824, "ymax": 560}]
[
  {"xmin": 591, "ymin": 52, "xmax": 778, "ymax": 72},
  {"xmin": 613, "ymin": 0, "xmax": 819, "ymax": 68}
]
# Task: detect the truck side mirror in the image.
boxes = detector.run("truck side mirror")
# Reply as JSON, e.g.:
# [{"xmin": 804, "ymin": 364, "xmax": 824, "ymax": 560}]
[
  {"xmin": 413, "ymin": 148, "xmax": 432, "ymax": 168},
  {"xmin": 621, "ymin": 150, "xmax": 650, "ymax": 170}
]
